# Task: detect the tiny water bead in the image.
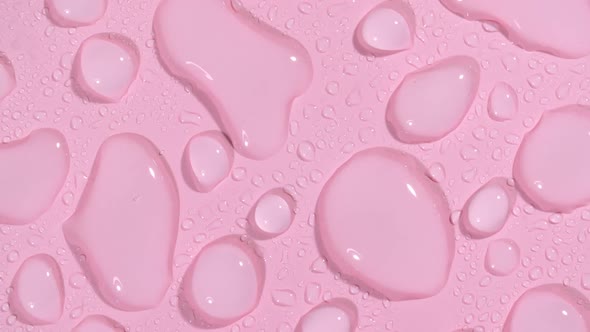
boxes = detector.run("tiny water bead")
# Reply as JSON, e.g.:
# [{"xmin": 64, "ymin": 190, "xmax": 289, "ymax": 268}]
[
  {"xmin": 484, "ymin": 239, "xmax": 520, "ymax": 276},
  {"xmin": 249, "ymin": 189, "xmax": 295, "ymax": 238},
  {"xmin": 355, "ymin": 0, "xmax": 415, "ymax": 55},
  {"xmin": 74, "ymin": 33, "xmax": 139, "ymax": 103},
  {"xmin": 72, "ymin": 315, "xmax": 124, "ymax": 332},
  {"xmin": 504, "ymin": 284, "xmax": 590, "ymax": 332},
  {"xmin": 0, "ymin": 55, "xmax": 15, "ymax": 102},
  {"xmin": 183, "ymin": 131, "xmax": 234, "ymax": 193},
  {"xmin": 0, "ymin": 129, "xmax": 69, "ymax": 225},
  {"xmin": 461, "ymin": 178, "xmax": 516, "ymax": 238},
  {"xmin": 46, "ymin": 0, "xmax": 107, "ymax": 27},
  {"xmin": 9, "ymin": 254, "xmax": 64, "ymax": 325},
  {"xmin": 514, "ymin": 105, "xmax": 590, "ymax": 212},
  {"xmin": 295, "ymin": 299, "xmax": 358, "ymax": 332},
  {"xmin": 488, "ymin": 82, "xmax": 518, "ymax": 121},
  {"xmin": 183, "ymin": 236, "xmax": 265, "ymax": 327},
  {"xmin": 386, "ymin": 56, "xmax": 480, "ymax": 143},
  {"xmin": 316, "ymin": 148, "xmax": 454, "ymax": 300}
]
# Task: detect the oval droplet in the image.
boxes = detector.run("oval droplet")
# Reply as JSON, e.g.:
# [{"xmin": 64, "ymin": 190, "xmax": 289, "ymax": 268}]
[
  {"xmin": 461, "ymin": 178, "xmax": 516, "ymax": 238},
  {"xmin": 183, "ymin": 131, "xmax": 234, "ymax": 193},
  {"xmin": 249, "ymin": 188, "xmax": 295, "ymax": 238},
  {"xmin": 0, "ymin": 54, "xmax": 15, "ymax": 102},
  {"xmin": 295, "ymin": 298, "xmax": 358, "ymax": 332},
  {"xmin": 63, "ymin": 133, "xmax": 179, "ymax": 311},
  {"xmin": 72, "ymin": 315, "xmax": 124, "ymax": 332},
  {"xmin": 46, "ymin": 0, "xmax": 107, "ymax": 27},
  {"xmin": 74, "ymin": 33, "xmax": 139, "ymax": 103},
  {"xmin": 484, "ymin": 238, "xmax": 520, "ymax": 276},
  {"xmin": 488, "ymin": 82, "xmax": 518, "ymax": 121},
  {"xmin": 183, "ymin": 236, "xmax": 265, "ymax": 327},
  {"xmin": 9, "ymin": 254, "xmax": 64, "ymax": 325},
  {"xmin": 316, "ymin": 148, "xmax": 454, "ymax": 300},
  {"xmin": 514, "ymin": 105, "xmax": 590, "ymax": 212},
  {"xmin": 0, "ymin": 129, "xmax": 69, "ymax": 225},
  {"xmin": 386, "ymin": 56, "xmax": 480, "ymax": 143}
]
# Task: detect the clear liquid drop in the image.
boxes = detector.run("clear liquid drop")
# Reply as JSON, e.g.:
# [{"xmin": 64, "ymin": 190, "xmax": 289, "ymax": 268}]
[
  {"xmin": 295, "ymin": 298, "xmax": 358, "ymax": 332},
  {"xmin": 484, "ymin": 238, "xmax": 520, "ymax": 276},
  {"xmin": 249, "ymin": 188, "xmax": 295, "ymax": 238},
  {"xmin": 46, "ymin": 0, "xmax": 107, "ymax": 27},
  {"xmin": 183, "ymin": 131, "xmax": 233, "ymax": 193},
  {"xmin": 488, "ymin": 82, "xmax": 518, "ymax": 121},
  {"xmin": 72, "ymin": 315, "xmax": 124, "ymax": 332}
]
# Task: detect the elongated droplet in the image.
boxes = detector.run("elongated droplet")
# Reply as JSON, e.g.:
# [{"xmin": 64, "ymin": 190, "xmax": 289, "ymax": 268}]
[
  {"xmin": 63, "ymin": 133, "xmax": 179, "ymax": 311},
  {"xmin": 461, "ymin": 178, "xmax": 516, "ymax": 238},
  {"xmin": 46, "ymin": 0, "xmax": 107, "ymax": 27},
  {"xmin": 440, "ymin": 0, "xmax": 590, "ymax": 58},
  {"xmin": 355, "ymin": 1, "xmax": 415, "ymax": 55},
  {"xmin": 0, "ymin": 54, "xmax": 15, "ymax": 102},
  {"xmin": 9, "ymin": 254, "xmax": 64, "ymax": 325},
  {"xmin": 386, "ymin": 56, "xmax": 480, "ymax": 143},
  {"xmin": 249, "ymin": 188, "xmax": 295, "ymax": 238},
  {"xmin": 484, "ymin": 238, "xmax": 520, "ymax": 276},
  {"xmin": 316, "ymin": 148, "xmax": 454, "ymax": 300},
  {"xmin": 154, "ymin": 0, "xmax": 312, "ymax": 159},
  {"xmin": 183, "ymin": 236, "xmax": 265, "ymax": 327},
  {"xmin": 183, "ymin": 131, "xmax": 233, "ymax": 192},
  {"xmin": 0, "ymin": 129, "xmax": 69, "ymax": 225},
  {"xmin": 505, "ymin": 285, "xmax": 590, "ymax": 331},
  {"xmin": 488, "ymin": 82, "xmax": 518, "ymax": 121},
  {"xmin": 514, "ymin": 105, "xmax": 590, "ymax": 212},
  {"xmin": 295, "ymin": 299, "xmax": 358, "ymax": 332},
  {"xmin": 74, "ymin": 33, "xmax": 139, "ymax": 103},
  {"xmin": 72, "ymin": 315, "xmax": 124, "ymax": 332}
]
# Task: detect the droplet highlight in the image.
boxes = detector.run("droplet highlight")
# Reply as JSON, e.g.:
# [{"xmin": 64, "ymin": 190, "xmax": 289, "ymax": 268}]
[
  {"xmin": 488, "ymin": 82, "xmax": 518, "ymax": 121},
  {"xmin": 183, "ymin": 131, "xmax": 234, "ymax": 193},
  {"xmin": 249, "ymin": 188, "xmax": 295, "ymax": 238},
  {"xmin": 46, "ymin": 0, "xmax": 107, "ymax": 27},
  {"xmin": 484, "ymin": 239, "xmax": 520, "ymax": 276}
]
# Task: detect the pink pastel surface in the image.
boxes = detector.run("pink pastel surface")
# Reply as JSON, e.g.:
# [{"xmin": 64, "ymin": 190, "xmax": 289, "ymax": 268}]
[{"xmin": 2, "ymin": 0, "xmax": 590, "ymax": 331}]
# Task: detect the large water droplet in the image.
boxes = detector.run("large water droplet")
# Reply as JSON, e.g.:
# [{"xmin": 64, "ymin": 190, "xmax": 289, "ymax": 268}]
[
  {"xmin": 9, "ymin": 254, "xmax": 64, "ymax": 325},
  {"xmin": 183, "ymin": 236, "xmax": 265, "ymax": 327},
  {"xmin": 355, "ymin": 1, "xmax": 415, "ymax": 55},
  {"xmin": 74, "ymin": 33, "xmax": 139, "ymax": 103},
  {"xmin": 63, "ymin": 133, "xmax": 179, "ymax": 311},
  {"xmin": 514, "ymin": 105, "xmax": 590, "ymax": 212},
  {"xmin": 316, "ymin": 148, "xmax": 454, "ymax": 300},
  {"xmin": 72, "ymin": 315, "xmax": 124, "ymax": 332},
  {"xmin": 248, "ymin": 188, "xmax": 295, "ymax": 238},
  {"xmin": 182, "ymin": 131, "xmax": 233, "ymax": 193},
  {"xmin": 461, "ymin": 178, "xmax": 516, "ymax": 238},
  {"xmin": 505, "ymin": 284, "xmax": 590, "ymax": 331},
  {"xmin": 295, "ymin": 299, "xmax": 358, "ymax": 332},
  {"xmin": 484, "ymin": 238, "xmax": 520, "ymax": 276},
  {"xmin": 488, "ymin": 82, "xmax": 518, "ymax": 121},
  {"xmin": 0, "ymin": 54, "xmax": 15, "ymax": 102},
  {"xmin": 440, "ymin": 0, "xmax": 590, "ymax": 58},
  {"xmin": 153, "ymin": 0, "xmax": 312, "ymax": 159},
  {"xmin": 46, "ymin": 0, "xmax": 107, "ymax": 27},
  {"xmin": 0, "ymin": 129, "xmax": 69, "ymax": 225},
  {"xmin": 386, "ymin": 56, "xmax": 480, "ymax": 143}
]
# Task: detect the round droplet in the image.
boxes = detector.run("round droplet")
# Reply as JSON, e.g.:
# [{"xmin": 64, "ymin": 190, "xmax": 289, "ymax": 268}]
[
  {"xmin": 297, "ymin": 141, "xmax": 316, "ymax": 161},
  {"xmin": 461, "ymin": 178, "xmax": 516, "ymax": 238},
  {"xmin": 316, "ymin": 148, "xmax": 454, "ymax": 300},
  {"xmin": 248, "ymin": 189, "xmax": 295, "ymax": 238},
  {"xmin": 9, "ymin": 254, "xmax": 64, "ymax": 325},
  {"xmin": 295, "ymin": 299, "xmax": 358, "ymax": 332},
  {"xmin": 485, "ymin": 239, "xmax": 520, "ymax": 276},
  {"xmin": 183, "ymin": 131, "xmax": 234, "ymax": 193},
  {"xmin": 0, "ymin": 55, "xmax": 15, "ymax": 102},
  {"xmin": 355, "ymin": 1, "xmax": 415, "ymax": 55},
  {"xmin": 46, "ymin": 0, "xmax": 107, "ymax": 27},
  {"xmin": 72, "ymin": 315, "xmax": 124, "ymax": 332},
  {"xmin": 183, "ymin": 236, "xmax": 265, "ymax": 327},
  {"xmin": 488, "ymin": 82, "xmax": 518, "ymax": 121},
  {"xmin": 74, "ymin": 33, "xmax": 139, "ymax": 103}
]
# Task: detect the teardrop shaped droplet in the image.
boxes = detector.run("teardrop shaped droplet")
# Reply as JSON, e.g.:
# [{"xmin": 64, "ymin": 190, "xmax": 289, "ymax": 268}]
[
  {"xmin": 154, "ymin": 0, "xmax": 312, "ymax": 159},
  {"xmin": 183, "ymin": 131, "xmax": 234, "ymax": 192},
  {"xmin": 74, "ymin": 33, "xmax": 139, "ymax": 103},
  {"xmin": 72, "ymin": 315, "xmax": 124, "ymax": 332},
  {"xmin": 484, "ymin": 238, "xmax": 520, "ymax": 276},
  {"xmin": 316, "ymin": 148, "xmax": 454, "ymax": 300},
  {"xmin": 63, "ymin": 133, "xmax": 179, "ymax": 311},
  {"xmin": 0, "ymin": 54, "xmax": 15, "ymax": 102},
  {"xmin": 488, "ymin": 82, "xmax": 518, "ymax": 121},
  {"xmin": 46, "ymin": 0, "xmax": 107, "ymax": 27},
  {"xmin": 295, "ymin": 298, "xmax": 358, "ymax": 332},
  {"xmin": 9, "ymin": 254, "xmax": 64, "ymax": 325},
  {"xmin": 0, "ymin": 129, "xmax": 69, "ymax": 225},
  {"xmin": 183, "ymin": 236, "xmax": 265, "ymax": 327},
  {"xmin": 249, "ymin": 188, "xmax": 295, "ymax": 238},
  {"xmin": 386, "ymin": 56, "xmax": 480, "ymax": 143}
]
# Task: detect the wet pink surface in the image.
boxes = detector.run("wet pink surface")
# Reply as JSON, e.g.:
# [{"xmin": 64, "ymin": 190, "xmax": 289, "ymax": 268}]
[{"xmin": 2, "ymin": 0, "xmax": 590, "ymax": 331}]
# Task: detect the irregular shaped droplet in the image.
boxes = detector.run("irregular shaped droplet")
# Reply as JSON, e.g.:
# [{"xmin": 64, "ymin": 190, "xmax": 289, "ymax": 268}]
[
  {"xmin": 484, "ymin": 238, "xmax": 520, "ymax": 276},
  {"xmin": 63, "ymin": 133, "xmax": 179, "ymax": 311},
  {"xmin": 316, "ymin": 148, "xmax": 454, "ymax": 300},
  {"xmin": 505, "ymin": 284, "xmax": 590, "ymax": 332},
  {"xmin": 461, "ymin": 178, "xmax": 516, "ymax": 238},
  {"xmin": 9, "ymin": 254, "xmax": 64, "ymax": 325},
  {"xmin": 440, "ymin": 0, "xmax": 590, "ymax": 58},
  {"xmin": 249, "ymin": 188, "xmax": 295, "ymax": 238},
  {"xmin": 0, "ymin": 55, "xmax": 15, "ymax": 102},
  {"xmin": 295, "ymin": 299, "xmax": 358, "ymax": 332},
  {"xmin": 46, "ymin": 0, "xmax": 107, "ymax": 27},
  {"xmin": 488, "ymin": 82, "xmax": 518, "ymax": 121},
  {"xmin": 271, "ymin": 289, "xmax": 296, "ymax": 307},
  {"xmin": 355, "ymin": 1, "xmax": 415, "ymax": 55},
  {"xmin": 183, "ymin": 236, "xmax": 265, "ymax": 327},
  {"xmin": 74, "ymin": 33, "xmax": 139, "ymax": 103},
  {"xmin": 183, "ymin": 131, "xmax": 233, "ymax": 192},
  {"xmin": 386, "ymin": 56, "xmax": 480, "ymax": 143},
  {"xmin": 72, "ymin": 315, "xmax": 124, "ymax": 332},
  {"xmin": 154, "ymin": 0, "xmax": 312, "ymax": 159},
  {"xmin": 0, "ymin": 129, "xmax": 69, "ymax": 225},
  {"xmin": 514, "ymin": 106, "xmax": 590, "ymax": 212}
]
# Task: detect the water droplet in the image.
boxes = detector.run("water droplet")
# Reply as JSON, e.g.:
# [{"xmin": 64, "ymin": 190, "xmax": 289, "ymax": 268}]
[
  {"xmin": 488, "ymin": 82, "xmax": 518, "ymax": 121},
  {"xmin": 46, "ymin": 0, "xmax": 107, "ymax": 27},
  {"xmin": 72, "ymin": 315, "xmax": 124, "ymax": 332},
  {"xmin": 63, "ymin": 133, "xmax": 179, "ymax": 310},
  {"xmin": 249, "ymin": 189, "xmax": 295, "ymax": 238},
  {"xmin": 485, "ymin": 239, "xmax": 519, "ymax": 276},
  {"xmin": 7, "ymin": 250, "xmax": 19, "ymax": 263},
  {"xmin": 528, "ymin": 266, "xmax": 543, "ymax": 281},
  {"xmin": 386, "ymin": 56, "xmax": 480, "ymax": 143},
  {"xmin": 68, "ymin": 272, "xmax": 87, "ymax": 289},
  {"xmin": 0, "ymin": 55, "xmax": 15, "ymax": 102},
  {"xmin": 295, "ymin": 299, "xmax": 358, "ymax": 332},
  {"xmin": 9, "ymin": 254, "xmax": 64, "ymax": 325},
  {"xmin": 310, "ymin": 257, "xmax": 328, "ymax": 273},
  {"xmin": 271, "ymin": 289, "xmax": 296, "ymax": 307},
  {"xmin": 183, "ymin": 131, "xmax": 233, "ymax": 193},
  {"xmin": 427, "ymin": 163, "xmax": 446, "ymax": 183},
  {"xmin": 305, "ymin": 283, "xmax": 321, "ymax": 304},
  {"xmin": 297, "ymin": 141, "xmax": 316, "ymax": 161}
]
